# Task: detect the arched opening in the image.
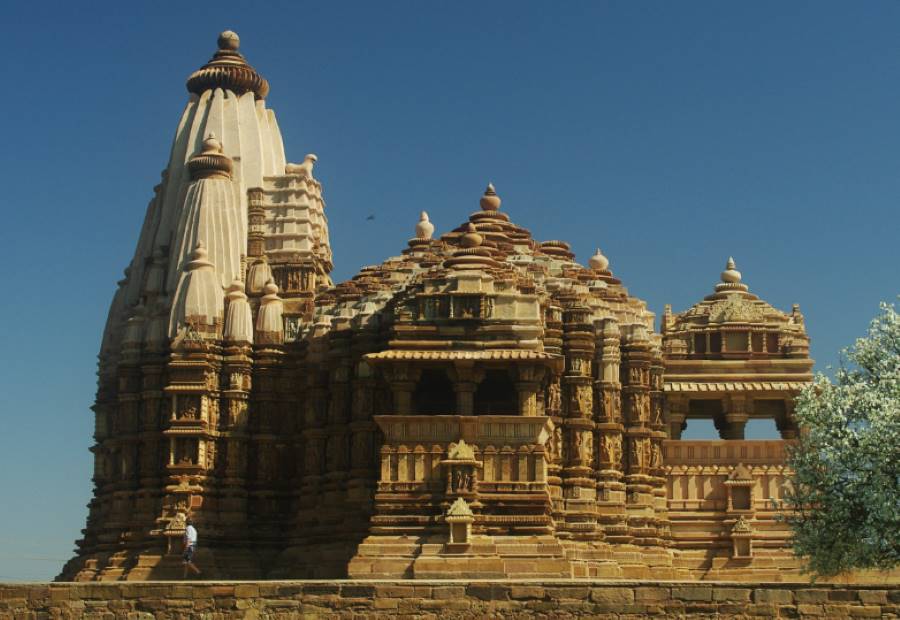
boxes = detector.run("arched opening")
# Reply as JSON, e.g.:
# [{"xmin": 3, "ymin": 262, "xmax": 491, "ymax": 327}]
[
  {"xmin": 412, "ymin": 368, "xmax": 455, "ymax": 414},
  {"xmin": 474, "ymin": 370, "xmax": 517, "ymax": 415}
]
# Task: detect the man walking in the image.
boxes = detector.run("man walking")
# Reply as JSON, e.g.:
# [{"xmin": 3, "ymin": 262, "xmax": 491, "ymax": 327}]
[{"xmin": 182, "ymin": 517, "xmax": 201, "ymax": 578}]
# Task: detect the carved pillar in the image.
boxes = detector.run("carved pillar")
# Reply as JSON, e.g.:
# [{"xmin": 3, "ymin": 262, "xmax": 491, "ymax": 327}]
[
  {"xmin": 595, "ymin": 318, "xmax": 628, "ymax": 542},
  {"xmin": 666, "ymin": 396, "xmax": 689, "ymax": 440},
  {"xmin": 220, "ymin": 343, "xmax": 252, "ymax": 535},
  {"xmin": 777, "ymin": 398, "xmax": 799, "ymax": 439},
  {"xmin": 559, "ymin": 304, "xmax": 600, "ymax": 539},
  {"xmin": 247, "ymin": 188, "xmax": 266, "ymax": 259},
  {"xmin": 621, "ymin": 325, "xmax": 655, "ymax": 544},
  {"xmin": 385, "ymin": 363, "xmax": 418, "ymax": 415},
  {"xmin": 451, "ymin": 363, "xmax": 479, "ymax": 416},
  {"xmin": 515, "ymin": 365, "xmax": 545, "ymax": 417},
  {"xmin": 722, "ymin": 396, "xmax": 749, "ymax": 440}
]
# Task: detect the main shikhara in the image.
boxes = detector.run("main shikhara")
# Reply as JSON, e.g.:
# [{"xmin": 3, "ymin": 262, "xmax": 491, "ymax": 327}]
[{"xmin": 61, "ymin": 32, "xmax": 814, "ymax": 581}]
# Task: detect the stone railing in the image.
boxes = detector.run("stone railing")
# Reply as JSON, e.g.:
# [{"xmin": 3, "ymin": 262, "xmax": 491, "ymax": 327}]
[
  {"xmin": 664, "ymin": 440, "xmax": 790, "ymax": 513},
  {"xmin": 374, "ymin": 415, "xmax": 552, "ymax": 490},
  {"xmin": 664, "ymin": 440, "xmax": 787, "ymax": 466}
]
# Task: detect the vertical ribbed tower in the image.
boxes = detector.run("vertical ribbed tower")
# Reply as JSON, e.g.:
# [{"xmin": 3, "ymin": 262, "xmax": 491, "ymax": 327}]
[{"xmin": 61, "ymin": 31, "xmax": 331, "ymax": 580}]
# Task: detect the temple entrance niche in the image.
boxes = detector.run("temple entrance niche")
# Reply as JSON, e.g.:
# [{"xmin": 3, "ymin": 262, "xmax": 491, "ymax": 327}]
[
  {"xmin": 413, "ymin": 368, "xmax": 456, "ymax": 414},
  {"xmin": 474, "ymin": 369, "xmax": 517, "ymax": 415}
]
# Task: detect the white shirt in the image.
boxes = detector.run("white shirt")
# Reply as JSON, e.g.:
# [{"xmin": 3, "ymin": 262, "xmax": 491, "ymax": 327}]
[{"xmin": 184, "ymin": 524, "xmax": 198, "ymax": 546}]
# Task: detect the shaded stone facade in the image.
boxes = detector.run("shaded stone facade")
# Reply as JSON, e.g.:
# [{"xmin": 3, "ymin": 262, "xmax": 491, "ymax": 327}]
[{"xmin": 61, "ymin": 32, "xmax": 815, "ymax": 582}]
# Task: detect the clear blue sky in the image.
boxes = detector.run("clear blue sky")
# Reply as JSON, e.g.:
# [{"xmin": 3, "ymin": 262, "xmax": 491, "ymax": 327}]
[{"xmin": 1, "ymin": 2, "xmax": 898, "ymax": 581}]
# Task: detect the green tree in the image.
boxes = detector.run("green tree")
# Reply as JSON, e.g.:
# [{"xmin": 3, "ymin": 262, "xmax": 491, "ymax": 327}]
[{"xmin": 786, "ymin": 301, "xmax": 900, "ymax": 576}]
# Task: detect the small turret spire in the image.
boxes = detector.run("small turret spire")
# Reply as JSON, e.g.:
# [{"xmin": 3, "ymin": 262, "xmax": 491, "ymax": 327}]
[
  {"xmin": 721, "ymin": 257, "xmax": 741, "ymax": 283},
  {"xmin": 714, "ymin": 256, "xmax": 749, "ymax": 294},
  {"xmin": 479, "ymin": 183, "xmax": 501, "ymax": 211},
  {"xmin": 416, "ymin": 211, "xmax": 435, "ymax": 240},
  {"xmin": 589, "ymin": 247, "xmax": 610, "ymax": 272},
  {"xmin": 187, "ymin": 133, "xmax": 233, "ymax": 180}
]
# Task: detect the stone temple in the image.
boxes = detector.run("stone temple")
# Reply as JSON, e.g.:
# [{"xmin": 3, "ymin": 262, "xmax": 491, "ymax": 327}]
[{"xmin": 60, "ymin": 32, "xmax": 814, "ymax": 582}]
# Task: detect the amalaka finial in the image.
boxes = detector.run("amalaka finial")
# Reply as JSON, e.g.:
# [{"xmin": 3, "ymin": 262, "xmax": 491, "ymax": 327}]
[
  {"xmin": 479, "ymin": 183, "xmax": 501, "ymax": 211},
  {"xmin": 416, "ymin": 211, "xmax": 435, "ymax": 240},
  {"xmin": 721, "ymin": 256, "xmax": 742, "ymax": 284},
  {"xmin": 589, "ymin": 247, "xmax": 609, "ymax": 272},
  {"xmin": 188, "ymin": 133, "xmax": 233, "ymax": 179},
  {"xmin": 217, "ymin": 30, "xmax": 240, "ymax": 51},
  {"xmin": 185, "ymin": 241, "xmax": 214, "ymax": 271},
  {"xmin": 187, "ymin": 30, "xmax": 269, "ymax": 99},
  {"xmin": 263, "ymin": 278, "xmax": 279, "ymax": 296}
]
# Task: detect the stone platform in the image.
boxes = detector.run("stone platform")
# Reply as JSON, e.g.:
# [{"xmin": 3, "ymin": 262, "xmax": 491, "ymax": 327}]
[{"xmin": 2, "ymin": 580, "xmax": 899, "ymax": 618}]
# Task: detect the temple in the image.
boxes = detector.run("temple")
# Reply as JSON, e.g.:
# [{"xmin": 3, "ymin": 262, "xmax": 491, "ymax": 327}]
[{"xmin": 60, "ymin": 32, "xmax": 815, "ymax": 582}]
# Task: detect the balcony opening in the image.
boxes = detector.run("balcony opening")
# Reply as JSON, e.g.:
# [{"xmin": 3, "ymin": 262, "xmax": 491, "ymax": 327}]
[
  {"xmin": 413, "ymin": 369, "xmax": 455, "ymax": 414},
  {"xmin": 679, "ymin": 418, "xmax": 719, "ymax": 440},
  {"xmin": 474, "ymin": 370, "xmax": 517, "ymax": 415},
  {"xmin": 745, "ymin": 418, "xmax": 780, "ymax": 439}
]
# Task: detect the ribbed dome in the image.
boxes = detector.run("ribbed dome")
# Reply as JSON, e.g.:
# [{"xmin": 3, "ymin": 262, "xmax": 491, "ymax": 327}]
[{"xmin": 186, "ymin": 30, "xmax": 270, "ymax": 99}]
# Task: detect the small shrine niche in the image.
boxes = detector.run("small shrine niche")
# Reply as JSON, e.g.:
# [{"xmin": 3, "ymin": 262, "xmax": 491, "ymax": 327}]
[
  {"xmin": 731, "ymin": 515, "xmax": 754, "ymax": 558},
  {"xmin": 442, "ymin": 439, "xmax": 480, "ymax": 496},
  {"xmin": 446, "ymin": 497, "xmax": 474, "ymax": 546},
  {"xmin": 725, "ymin": 463, "xmax": 754, "ymax": 512}
]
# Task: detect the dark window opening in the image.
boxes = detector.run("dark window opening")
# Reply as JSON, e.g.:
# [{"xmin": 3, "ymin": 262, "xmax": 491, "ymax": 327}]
[
  {"xmin": 413, "ymin": 369, "xmax": 456, "ymax": 414},
  {"xmin": 474, "ymin": 370, "xmax": 518, "ymax": 415},
  {"xmin": 710, "ymin": 333, "xmax": 722, "ymax": 354},
  {"xmin": 732, "ymin": 486, "xmax": 751, "ymax": 510},
  {"xmin": 694, "ymin": 334, "xmax": 707, "ymax": 354}
]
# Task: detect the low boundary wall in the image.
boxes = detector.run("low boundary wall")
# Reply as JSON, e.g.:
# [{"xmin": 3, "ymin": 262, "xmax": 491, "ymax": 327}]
[{"xmin": 1, "ymin": 580, "xmax": 899, "ymax": 618}]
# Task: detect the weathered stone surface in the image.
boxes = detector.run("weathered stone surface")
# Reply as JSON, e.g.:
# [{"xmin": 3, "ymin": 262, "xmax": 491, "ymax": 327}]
[
  {"xmin": 754, "ymin": 588, "xmax": 794, "ymax": 604},
  {"xmin": 673, "ymin": 585, "xmax": 713, "ymax": 601},
  {"xmin": 2, "ymin": 580, "xmax": 897, "ymax": 619}
]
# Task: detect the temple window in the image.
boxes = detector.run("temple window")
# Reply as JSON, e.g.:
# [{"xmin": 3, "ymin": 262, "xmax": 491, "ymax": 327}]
[
  {"xmin": 693, "ymin": 333, "xmax": 706, "ymax": 354},
  {"xmin": 725, "ymin": 332, "xmax": 748, "ymax": 353},
  {"xmin": 751, "ymin": 332, "xmax": 764, "ymax": 353},
  {"xmin": 412, "ymin": 369, "xmax": 455, "ymax": 414},
  {"xmin": 710, "ymin": 333, "xmax": 722, "ymax": 354},
  {"xmin": 474, "ymin": 370, "xmax": 517, "ymax": 415},
  {"xmin": 766, "ymin": 333, "xmax": 779, "ymax": 354}
]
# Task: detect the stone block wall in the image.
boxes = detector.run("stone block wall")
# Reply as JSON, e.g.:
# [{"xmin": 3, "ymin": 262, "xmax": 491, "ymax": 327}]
[{"xmin": 2, "ymin": 580, "xmax": 899, "ymax": 618}]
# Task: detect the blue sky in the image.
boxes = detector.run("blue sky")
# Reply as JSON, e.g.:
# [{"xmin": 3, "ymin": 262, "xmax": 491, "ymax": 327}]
[{"xmin": 1, "ymin": 2, "xmax": 898, "ymax": 580}]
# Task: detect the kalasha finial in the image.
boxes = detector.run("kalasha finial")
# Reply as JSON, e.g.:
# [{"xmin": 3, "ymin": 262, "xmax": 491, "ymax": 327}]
[
  {"xmin": 721, "ymin": 256, "xmax": 742, "ymax": 283},
  {"xmin": 588, "ymin": 247, "xmax": 609, "ymax": 272},
  {"xmin": 416, "ymin": 211, "xmax": 435, "ymax": 240},
  {"xmin": 460, "ymin": 223, "xmax": 483, "ymax": 248},
  {"xmin": 479, "ymin": 183, "xmax": 501, "ymax": 211},
  {"xmin": 217, "ymin": 30, "xmax": 240, "ymax": 51}
]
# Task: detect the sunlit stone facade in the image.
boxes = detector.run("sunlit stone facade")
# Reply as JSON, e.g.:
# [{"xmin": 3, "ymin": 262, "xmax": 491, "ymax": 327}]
[{"xmin": 60, "ymin": 32, "xmax": 813, "ymax": 581}]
